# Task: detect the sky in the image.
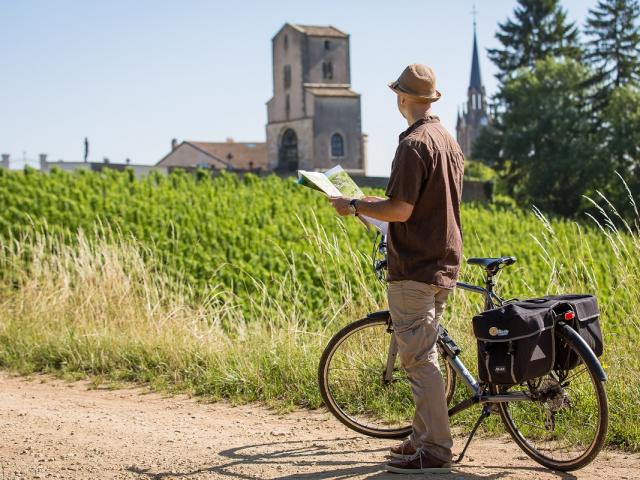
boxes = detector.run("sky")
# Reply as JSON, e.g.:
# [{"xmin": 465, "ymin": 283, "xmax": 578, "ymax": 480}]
[{"xmin": 1, "ymin": 0, "xmax": 592, "ymax": 176}]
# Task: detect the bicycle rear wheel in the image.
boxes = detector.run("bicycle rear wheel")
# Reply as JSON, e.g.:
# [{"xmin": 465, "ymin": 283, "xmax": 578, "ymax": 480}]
[
  {"xmin": 318, "ymin": 315, "xmax": 456, "ymax": 439},
  {"xmin": 496, "ymin": 324, "xmax": 608, "ymax": 471}
]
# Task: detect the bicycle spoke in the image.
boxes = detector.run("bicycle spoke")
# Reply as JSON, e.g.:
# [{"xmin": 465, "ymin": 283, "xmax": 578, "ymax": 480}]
[
  {"xmin": 499, "ymin": 331, "xmax": 607, "ymax": 470},
  {"xmin": 561, "ymin": 366, "xmax": 588, "ymax": 384},
  {"xmin": 321, "ymin": 318, "xmax": 456, "ymax": 436}
]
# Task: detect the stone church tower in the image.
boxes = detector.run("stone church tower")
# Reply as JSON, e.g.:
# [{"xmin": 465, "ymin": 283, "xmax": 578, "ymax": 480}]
[
  {"xmin": 456, "ymin": 21, "xmax": 490, "ymax": 159},
  {"xmin": 266, "ymin": 24, "xmax": 365, "ymax": 174}
]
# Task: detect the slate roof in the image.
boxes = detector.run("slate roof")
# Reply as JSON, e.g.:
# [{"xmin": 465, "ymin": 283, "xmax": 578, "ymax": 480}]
[
  {"xmin": 291, "ymin": 24, "xmax": 348, "ymax": 38},
  {"xmin": 306, "ymin": 87, "xmax": 359, "ymax": 97},
  {"xmin": 469, "ymin": 28, "xmax": 483, "ymax": 90}
]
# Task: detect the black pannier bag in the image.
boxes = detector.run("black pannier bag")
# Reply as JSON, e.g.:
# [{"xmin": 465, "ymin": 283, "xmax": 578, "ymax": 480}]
[
  {"xmin": 473, "ymin": 299, "xmax": 556, "ymax": 385},
  {"xmin": 548, "ymin": 294, "xmax": 602, "ymax": 370}
]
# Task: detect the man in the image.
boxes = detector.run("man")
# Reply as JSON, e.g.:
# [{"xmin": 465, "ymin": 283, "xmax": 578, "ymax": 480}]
[{"xmin": 329, "ymin": 64, "xmax": 464, "ymax": 474}]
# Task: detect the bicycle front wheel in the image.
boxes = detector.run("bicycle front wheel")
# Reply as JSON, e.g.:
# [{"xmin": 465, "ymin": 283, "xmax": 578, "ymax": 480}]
[
  {"xmin": 318, "ymin": 315, "xmax": 456, "ymax": 439},
  {"xmin": 496, "ymin": 323, "xmax": 608, "ymax": 471}
]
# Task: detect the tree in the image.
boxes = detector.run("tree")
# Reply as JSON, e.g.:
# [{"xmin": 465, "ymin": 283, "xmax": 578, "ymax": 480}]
[
  {"xmin": 599, "ymin": 85, "xmax": 640, "ymax": 210},
  {"xmin": 471, "ymin": 125, "xmax": 503, "ymax": 169},
  {"xmin": 584, "ymin": 0, "xmax": 640, "ymax": 108},
  {"xmin": 488, "ymin": 0, "xmax": 582, "ymax": 83},
  {"xmin": 483, "ymin": 58, "xmax": 603, "ymax": 216}
]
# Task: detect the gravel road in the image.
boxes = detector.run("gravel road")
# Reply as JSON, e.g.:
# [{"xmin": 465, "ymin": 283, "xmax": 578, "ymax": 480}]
[{"xmin": 1, "ymin": 372, "xmax": 638, "ymax": 479}]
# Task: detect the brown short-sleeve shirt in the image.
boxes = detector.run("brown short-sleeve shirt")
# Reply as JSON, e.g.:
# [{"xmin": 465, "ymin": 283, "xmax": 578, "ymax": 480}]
[{"xmin": 385, "ymin": 116, "xmax": 464, "ymax": 288}]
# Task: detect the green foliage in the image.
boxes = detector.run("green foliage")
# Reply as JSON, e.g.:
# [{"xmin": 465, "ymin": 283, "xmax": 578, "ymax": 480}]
[
  {"xmin": 482, "ymin": 58, "xmax": 601, "ymax": 216},
  {"xmin": 0, "ymin": 169, "xmax": 384, "ymax": 317},
  {"xmin": 477, "ymin": 0, "xmax": 640, "ymax": 218},
  {"xmin": 487, "ymin": 0, "xmax": 581, "ymax": 83},
  {"xmin": 471, "ymin": 125, "xmax": 502, "ymax": 168},
  {"xmin": 463, "ymin": 159, "xmax": 497, "ymax": 181},
  {"xmin": 600, "ymin": 85, "xmax": 640, "ymax": 210},
  {"xmin": 0, "ymin": 171, "xmax": 639, "ymax": 448},
  {"xmin": 584, "ymin": 0, "xmax": 640, "ymax": 107}
]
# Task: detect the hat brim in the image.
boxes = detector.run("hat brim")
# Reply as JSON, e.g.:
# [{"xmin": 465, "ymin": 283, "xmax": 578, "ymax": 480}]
[{"xmin": 388, "ymin": 81, "xmax": 441, "ymax": 103}]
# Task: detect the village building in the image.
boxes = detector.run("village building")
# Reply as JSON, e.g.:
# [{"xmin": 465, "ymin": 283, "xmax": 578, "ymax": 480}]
[
  {"xmin": 157, "ymin": 23, "xmax": 365, "ymax": 174},
  {"xmin": 266, "ymin": 24, "xmax": 366, "ymax": 174},
  {"xmin": 0, "ymin": 153, "xmax": 163, "ymax": 177},
  {"xmin": 156, "ymin": 139, "xmax": 267, "ymax": 172},
  {"xmin": 456, "ymin": 21, "xmax": 490, "ymax": 159}
]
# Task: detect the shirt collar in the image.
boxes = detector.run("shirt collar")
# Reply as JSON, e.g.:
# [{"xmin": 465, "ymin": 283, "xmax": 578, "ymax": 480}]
[{"xmin": 399, "ymin": 115, "xmax": 440, "ymax": 141}]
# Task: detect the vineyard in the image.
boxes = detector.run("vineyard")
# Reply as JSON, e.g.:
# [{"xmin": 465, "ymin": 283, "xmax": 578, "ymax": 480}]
[{"xmin": 0, "ymin": 167, "xmax": 639, "ymax": 449}]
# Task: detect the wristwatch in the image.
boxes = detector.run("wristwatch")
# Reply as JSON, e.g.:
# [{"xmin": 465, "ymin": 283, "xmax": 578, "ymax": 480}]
[{"xmin": 348, "ymin": 199, "xmax": 359, "ymax": 216}]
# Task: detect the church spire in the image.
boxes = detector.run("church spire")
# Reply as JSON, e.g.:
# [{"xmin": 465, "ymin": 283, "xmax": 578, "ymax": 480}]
[
  {"xmin": 469, "ymin": 9, "xmax": 482, "ymax": 90},
  {"xmin": 457, "ymin": 4, "xmax": 491, "ymax": 159}
]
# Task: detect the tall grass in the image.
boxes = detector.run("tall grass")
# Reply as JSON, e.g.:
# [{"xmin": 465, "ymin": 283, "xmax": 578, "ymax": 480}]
[
  {"xmin": 0, "ymin": 202, "xmax": 639, "ymax": 449},
  {"xmin": 0, "ymin": 223, "xmax": 381, "ymax": 408},
  {"xmin": 0, "ymin": 170, "xmax": 639, "ymax": 449}
]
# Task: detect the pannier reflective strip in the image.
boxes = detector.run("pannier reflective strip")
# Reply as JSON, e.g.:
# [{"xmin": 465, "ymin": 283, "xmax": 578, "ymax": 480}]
[
  {"xmin": 530, "ymin": 345, "xmax": 547, "ymax": 361},
  {"xmin": 485, "ymin": 354, "xmax": 492, "ymax": 383},
  {"xmin": 475, "ymin": 324, "xmax": 554, "ymax": 342}
]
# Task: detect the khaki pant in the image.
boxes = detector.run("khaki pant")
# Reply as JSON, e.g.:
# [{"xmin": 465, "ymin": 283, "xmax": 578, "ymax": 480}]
[{"xmin": 387, "ymin": 280, "xmax": 453, "ymax": 462}]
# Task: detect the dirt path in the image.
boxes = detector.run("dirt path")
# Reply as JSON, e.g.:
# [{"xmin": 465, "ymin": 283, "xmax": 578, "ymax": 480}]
[{"xmin": 0, "ymin": 372, "xmax": 638, "ymax": 479}]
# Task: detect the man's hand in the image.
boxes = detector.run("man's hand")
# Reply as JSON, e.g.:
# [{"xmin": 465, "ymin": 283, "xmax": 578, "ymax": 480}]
[
  {"xmin": 328, "ymin": 195, "xmax": 413, "ymax": 222},
  {"xmin": 328, "ymin": 196, "xmax": 352, "ymax": 216}
]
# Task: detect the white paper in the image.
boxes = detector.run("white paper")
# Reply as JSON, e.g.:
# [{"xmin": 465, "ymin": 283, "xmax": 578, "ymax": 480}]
[
  {"xmin": 298, "ymin": 167, "xmax": 390, "ymax": 235},
  {"xmin": 298, "ymin": 171, "xmax": 342, "ymax": 196}
]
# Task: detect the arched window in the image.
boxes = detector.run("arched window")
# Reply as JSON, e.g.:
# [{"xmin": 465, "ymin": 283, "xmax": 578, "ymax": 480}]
[
  {"xmin": 284, "ymin": 34, "xmax": 288, "ymax": 51},
  {"xmin": 285, "ymin": 94, "xmax": 290, "ymax": 119},
  {"xmin": 279, "ymin": 129, "xmax": 298, "ymax": 171},
  {"xmin": 331, "ymin": 133, "xmax": 344, "ymax": 158},
  {"xmin": 283, "ymin": 64, "xmax": 291, "ymax": 90},
  {"xmin": 322, "ymin": 61, "xmax": 333, "ymax": 80}
]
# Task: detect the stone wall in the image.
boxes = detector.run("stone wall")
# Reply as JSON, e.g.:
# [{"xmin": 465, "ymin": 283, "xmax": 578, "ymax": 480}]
[
  {"xmin": 352, "ymin": 175, "xmax": 493, "ymax": 203},
  {"xmin": 188, "ymin": 170, "xmax": 493, "ymax": 204},
  {"xmin": 312, "ymin": 96, "xmax": 363, "ymax": 171},
  {"xmin": 265, "ymin": 118, "xmax": 314, "ymax": 170},
  {"xmin": 268, "ymin": 25, "xmax": 306, "ymax": 122},
  {"xmin": 304, "ymin": 35, "xmax": 349, "ymax": 85}
]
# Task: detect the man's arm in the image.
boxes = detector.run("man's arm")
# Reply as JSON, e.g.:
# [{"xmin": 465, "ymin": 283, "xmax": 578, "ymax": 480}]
[{"xmin": 329, "ymin": 196, "xmax": 413, "ymax": 222}]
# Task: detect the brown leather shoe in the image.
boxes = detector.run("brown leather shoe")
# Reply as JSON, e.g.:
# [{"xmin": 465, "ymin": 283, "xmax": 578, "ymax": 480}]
[
  {"xmin": 386, "ymin": 448, "xmax": 452, "ymax": 474},
  {"xmin": 389, "ymin": 438, "xmax": 416, "ymax": 459}
]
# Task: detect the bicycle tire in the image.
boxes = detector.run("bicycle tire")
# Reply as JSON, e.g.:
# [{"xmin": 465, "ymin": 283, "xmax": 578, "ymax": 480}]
[
  {"xmin": 319, "ymin": 315, "xmax": 456, "ymax": 439},
  {"xmin": 496, "ymin": 324, "xmax": 608, "ymax": 471}
]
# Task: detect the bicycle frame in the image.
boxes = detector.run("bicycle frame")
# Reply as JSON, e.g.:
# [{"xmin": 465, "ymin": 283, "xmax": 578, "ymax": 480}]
[
  {"xmin": 326, "ymin": 234, "xmax": 610, "ymax": 467},
  {"xmin": 373, "ymin": 234, "xmax": 531, "ymax": 419}
]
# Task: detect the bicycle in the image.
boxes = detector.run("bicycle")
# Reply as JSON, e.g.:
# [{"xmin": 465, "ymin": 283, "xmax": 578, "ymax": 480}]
[{"xmin": 318, "ymin": 234, "xmax": 608, "ymax": 472}]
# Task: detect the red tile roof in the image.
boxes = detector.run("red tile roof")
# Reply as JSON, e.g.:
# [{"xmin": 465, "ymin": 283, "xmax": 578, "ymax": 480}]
[
  {"xmin": 189, "ymin": 141, "xmax": 267, "ymax": 169},
  {"xmin": 157, "ymin": 141, "xmax": 267, "ymax": 170}
]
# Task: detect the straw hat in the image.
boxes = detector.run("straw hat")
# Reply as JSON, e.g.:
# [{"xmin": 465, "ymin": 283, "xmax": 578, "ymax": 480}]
[{"xmin": 389, "ymin": 64, "xmax": 442, "ymax": 103}]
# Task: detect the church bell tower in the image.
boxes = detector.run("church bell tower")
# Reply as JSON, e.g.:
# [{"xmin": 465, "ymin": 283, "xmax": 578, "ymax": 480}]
[{"xmin": 456, "ymin": 14, "xmax": 490, "ymax": 158}]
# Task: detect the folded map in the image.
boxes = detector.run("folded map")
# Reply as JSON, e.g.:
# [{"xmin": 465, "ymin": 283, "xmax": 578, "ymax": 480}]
[{"xmin": 297, "ymin": 166, "xmax": 389, "ymax": 235}]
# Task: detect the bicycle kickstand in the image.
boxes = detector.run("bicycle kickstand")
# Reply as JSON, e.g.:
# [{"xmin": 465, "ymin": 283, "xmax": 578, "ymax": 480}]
[{"xmin": 453, "ymin": 405, "xmax": 492, "ymax": 464}]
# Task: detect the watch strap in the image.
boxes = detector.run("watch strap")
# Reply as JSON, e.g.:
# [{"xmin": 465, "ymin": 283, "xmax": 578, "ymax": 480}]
[{"xmin": 349, "ymin": 199, "xmax": 359, "ymax": 216}]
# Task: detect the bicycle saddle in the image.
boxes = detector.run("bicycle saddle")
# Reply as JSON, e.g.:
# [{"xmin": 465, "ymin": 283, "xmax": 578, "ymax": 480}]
[{"xmin": 467, "ymin": 256, "xmax": 516, "ymax": 272}]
